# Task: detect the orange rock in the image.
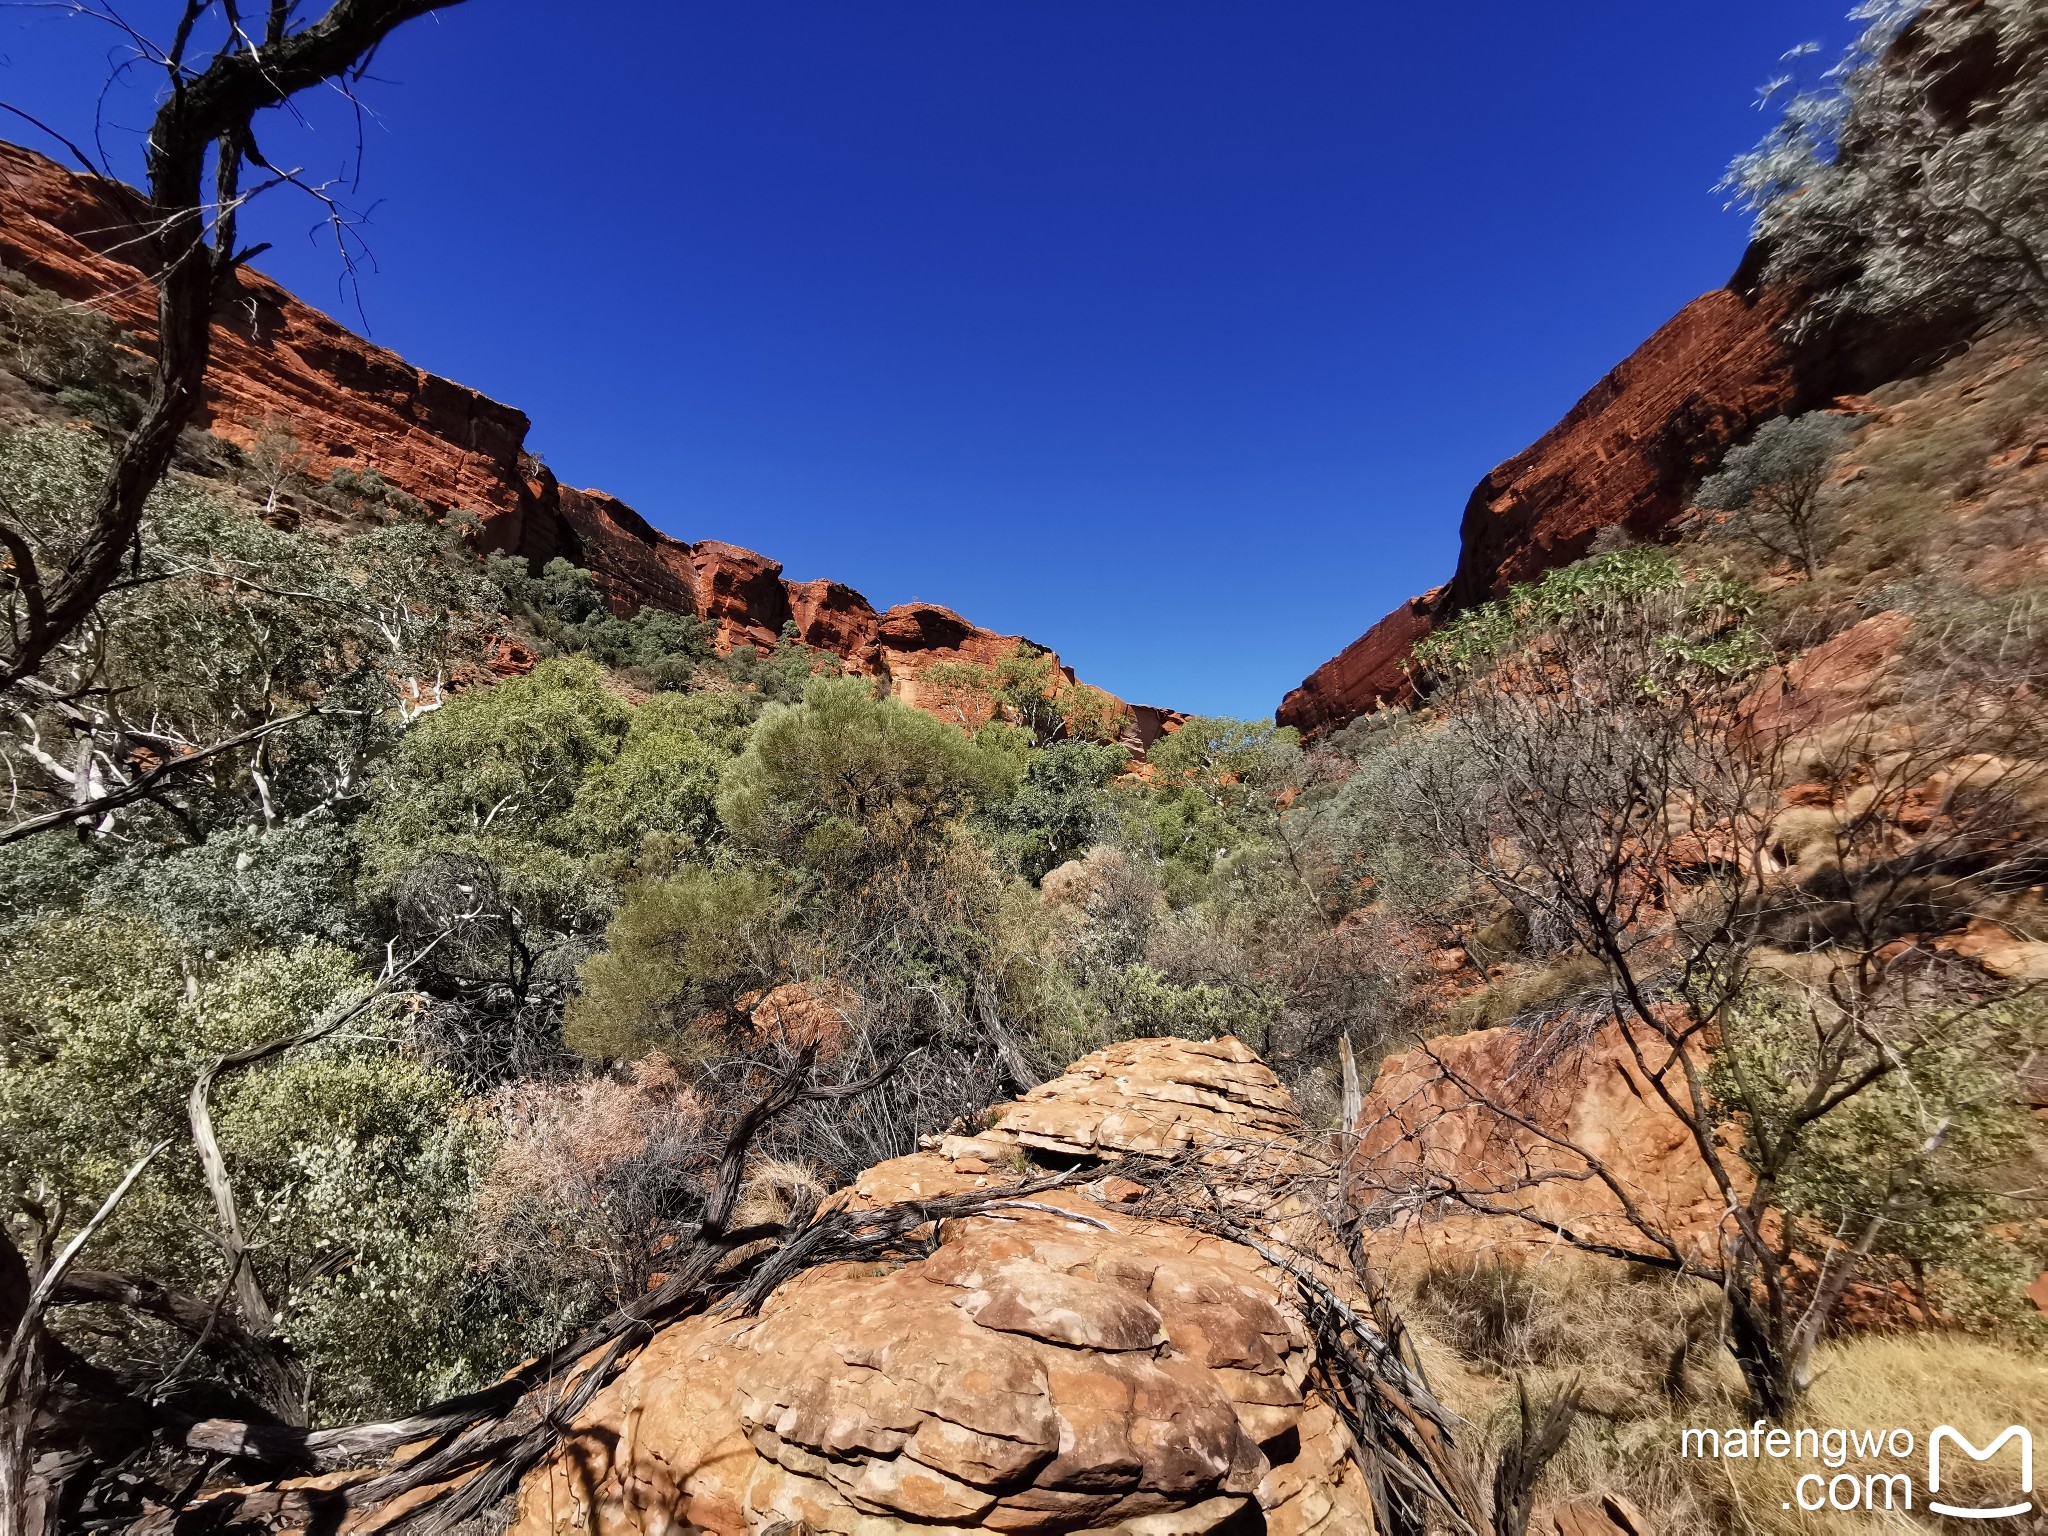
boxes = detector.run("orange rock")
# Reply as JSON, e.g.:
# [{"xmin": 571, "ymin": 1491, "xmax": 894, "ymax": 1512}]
[
  {"xmin": 1282, "ymin": 277, "xmax": 1809, "ymax": 735},
  {"xmin": 0, "ymin": 141, "xmax": 1185, "ymax": 739},
  {"xmin": 1936, "ymin": 918, "xmax": 2048, "ymax": 981},
  {"xmin": 1279, "ymin": 250, "xmax": 1983, "ymax": 737},
  {"xmin": 1748, "ymin": 611, "xmax": 1913, "ymax": 739},
  {"xmin": 1353, "ymin": 1018, "xmax": 1738, "ymax": 1266},
  {"xmin": 983, "ymin": 1036, "xmax": 1303, "ymax": 1161},
  {"xmin": 740, "ymin": 981, "xmax": 856, "ymax": 1055},
  {"xmin": 510, "ymin": 1037, "xmax": 1380, "ymax": 1536}
]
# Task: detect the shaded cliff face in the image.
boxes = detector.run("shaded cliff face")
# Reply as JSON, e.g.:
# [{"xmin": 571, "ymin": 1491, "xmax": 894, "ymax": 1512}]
[
  {"xmin": 0, "ymin": 141, "xmax": 1180, "ymax": 747},
  {"xmin": 1279, "ymin": 276, "xmax": 1811, "ymax": 734}
]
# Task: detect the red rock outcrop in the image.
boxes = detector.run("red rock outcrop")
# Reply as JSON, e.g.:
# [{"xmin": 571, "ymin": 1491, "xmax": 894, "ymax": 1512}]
[
  {"xmin": 1351, "ymin": 1018, "xmax": 1736, "ymax": 1267},
  {"xmin": 1280, "ymin": 2, "xmax": 2014, "ymax": 740},
  {"xmin": 0, "ymin": 139, "xmax": 1181, "ymax": 744},
  {"xmin": 0, "ymin": 140, "xmax": 536, "ymax": 520},
  {"xmin": 510, "ymin": 1037, "xmax": 1383, "ymax": 1536},
  {"xmin": 1441, "ymin": 283, "xmax": 1806, "ymax": 612},
  {"xmin": 1280, "ymin": 278, "xmax": 1809, "ymax": 736},
  {"xmin": 1280, "ymin": 587, "xmax": 1441, "ymax": 726}
]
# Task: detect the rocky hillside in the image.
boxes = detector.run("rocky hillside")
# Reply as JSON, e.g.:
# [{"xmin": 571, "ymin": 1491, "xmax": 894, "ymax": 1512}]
[
  {"xmin": 0, "ymin": 140, "xmax": 1181, "ymax": 746},
  {"xmin": 1277, "ymin": 0, "xmax": 2032, "ymax": 737},
  {"xmin": 1274, "ymin": 252, "xmax": 1973, "ymax": 736},
  {"xmin": 176, "ymin": 1036, "xmax": 1646, "ymax": 1536}
]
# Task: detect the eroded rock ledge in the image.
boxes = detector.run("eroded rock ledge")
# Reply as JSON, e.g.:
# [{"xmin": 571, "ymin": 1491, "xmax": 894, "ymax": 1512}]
[
  {"xmin": 511, "ymin": 1038, "xmax": 1376, "ymax": 1536},
  {"xmin": 0, "ymin": 139, "xmax": 1181, "ymax": 747}
]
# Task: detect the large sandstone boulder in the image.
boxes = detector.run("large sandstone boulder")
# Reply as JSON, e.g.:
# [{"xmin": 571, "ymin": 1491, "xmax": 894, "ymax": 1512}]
[
  {"xmin": 1352, "ymin": 1019, "xmax": 1734, "ymax": 1266},
  {"xmin": 510, "ymin": 1038, "xmax": 1379, "ymax": 1536},
  {"xmin": 929, "ymin": 1036, "xmax": 1302, "ymax": 1168}
]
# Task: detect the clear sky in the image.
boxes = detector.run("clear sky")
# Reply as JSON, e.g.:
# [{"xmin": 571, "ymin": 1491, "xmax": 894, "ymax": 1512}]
[{"xmin": 1, "ymin": 2, "xmax": 1862, "ymax": 718}]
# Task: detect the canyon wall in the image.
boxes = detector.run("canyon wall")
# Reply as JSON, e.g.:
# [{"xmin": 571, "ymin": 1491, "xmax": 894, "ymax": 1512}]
[
  {"xmin": 0, "ymin": 140, "xmax": 1180, "ymax": 747},
  {"xmin": 1279, "ymin": 0, "xmax": 2013, "ymax": 741},
  {"xmin": 1278, "ymin": 269, "xmax": 1813, "ymax": 734}
]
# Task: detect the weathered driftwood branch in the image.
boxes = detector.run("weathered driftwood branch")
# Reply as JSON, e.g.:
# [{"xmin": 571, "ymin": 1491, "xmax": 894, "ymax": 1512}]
[{"xmin": 0, "ymin": 711, "xmax": 314, "ymax": 846}]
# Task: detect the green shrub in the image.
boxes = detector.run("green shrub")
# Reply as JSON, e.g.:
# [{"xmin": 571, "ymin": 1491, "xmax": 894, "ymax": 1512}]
[
  {"xmin": 980, "ymin": 738, "xmax": 1127, "ymax": 884},
  {"xmin": 0, "ymin": 268, "xmax": 138, "ymax": 400},
  {"xmin": 718, "ymin": 676, "xmax": 1022, "ymax": 873},
  {"xmin": 356, "ymin": 657, "xmax": 630, "ymax": 928},
  {"xmin": 566, "ymin": 865, "xmax": 782, "ymax": 1059},
  {"xmin": 0, "ymin": 918, "xmax": 489, "ymax": 1413},
  {"xmin": 1411, "ymin": 550, "xmax": 1768, "ymax": 687},
  {"xmin": 1696, "ymin": 412, "xmax": 1857, "ymax": 576}
]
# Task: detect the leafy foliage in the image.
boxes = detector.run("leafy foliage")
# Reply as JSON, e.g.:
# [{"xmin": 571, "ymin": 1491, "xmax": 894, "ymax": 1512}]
[
  {"xmin": 1715, "ymin": 988, "xmax": 2042, "ymax": 1322},
  {"xmin": 1696, "ymin": 411, "xmax": 1859, "ymax": 575},
  {"xmin": 718, "ymin": 676, "xmax": 1023, "ymax": 872},
  {"xmin": 0, "ymin": 918, "xmax": 487, "ymax": 1414},
  {"xmin": 1411, "ymin": 549, "xmax": 1770, "ymax": 687},
  {"xmin": 979, "ymin": 738, "xmax": 1127, "ymax": 883},
  {"xmin": 1725, "ymin": 0, "xmax": 2048, "ymax": 334},
  {"xmin": 565, "ymin": 866, "xmax": 782, "ymax": 1059},
  {"xmin": 921, "ymin": 641, "xmax": 1131, "ymax": 744}
]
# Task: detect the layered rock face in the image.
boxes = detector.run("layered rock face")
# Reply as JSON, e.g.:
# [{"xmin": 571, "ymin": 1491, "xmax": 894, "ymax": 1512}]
[
  {"xmin": 1279, "ymin": 277, "xmax": 1809, "ymax": 732},
  {"xmin": 1351, "ymin": 1020, "xmax": 1734, "ymax": 1266},
  {"xmin": 0, "ymin": 141, "xmax": 1178, "ymax": 745},
  {"xmin": 1275, "ymin": 263, "xmax": 1986, "ymax": 737},
  {"xmin": 511, "ymin": 1038, "xmax": 1380, "ymax": 1536}
]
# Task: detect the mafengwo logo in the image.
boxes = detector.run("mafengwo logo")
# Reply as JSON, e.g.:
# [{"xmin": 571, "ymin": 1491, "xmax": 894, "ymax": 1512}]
[
  {"xmin": 1929, "ymin": 1426, "xmax": 2032, "ymax": 1521},
  {"xmin": 1679, "ymin": 1421, "xmax": 2034, "ymax": 1518}
]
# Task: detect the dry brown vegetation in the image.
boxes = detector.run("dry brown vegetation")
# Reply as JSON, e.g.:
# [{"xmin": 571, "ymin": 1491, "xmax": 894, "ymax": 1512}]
[
  {"xmin": 1402, "ymin": 1255, "xmax": 2048, "ymax": 1534},
  {"xmin": 1324, "ymin": 335, "xmax": 2048, "ymax": 1437}
]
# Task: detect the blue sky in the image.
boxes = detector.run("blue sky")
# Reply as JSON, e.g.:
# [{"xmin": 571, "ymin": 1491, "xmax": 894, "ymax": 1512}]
[{"xmin": 1, "ymin": 2, "xmax": 1860, "ymax": 718}]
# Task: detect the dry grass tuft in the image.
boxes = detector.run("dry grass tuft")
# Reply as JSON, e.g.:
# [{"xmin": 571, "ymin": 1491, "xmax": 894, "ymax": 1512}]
[{"xmin": 1401, "ymin": 1257, "xmax": 2048, "ymax": 1533}]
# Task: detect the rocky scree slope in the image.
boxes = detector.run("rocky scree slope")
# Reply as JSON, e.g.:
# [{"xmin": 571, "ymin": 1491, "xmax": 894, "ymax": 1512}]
[{"xmin": 0, "ymin": 140, "xmax": 1180, "ymax": 746}]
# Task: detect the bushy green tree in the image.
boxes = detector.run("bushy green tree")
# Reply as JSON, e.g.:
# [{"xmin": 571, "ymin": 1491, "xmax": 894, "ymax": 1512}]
[
  {"xmin": 1696, "ymin": 412, "xmax": 1858, "ymax": 576},
  {"xmin": 487, "ymin": 555, "xmax": 718, "ymax": 685},
  {"xmin": 721, "ymin": 622, "xmax": 834, "ymax": 703},
  {"xmin": 0, "ymin": 919, "xmax": 487, "ymax": 1415},
  {"xmin": 1099, "ymin": 963, "xmax": 1283, "ymax": 1044},
  {"xmin": 1716, "ymin": 989, "xmax": 2043, "ymax": 1325},
  {"xmin": 922, "ymin": 642, "xmax": 1131, "ymax": 744},
  {"xmin": 0, "ymin": 425, "xmax": 507, "ymax": 864},
  {"xmin": 357, "ymin": 657, "xmax": 631, "ymax": 931},
  {"xmin": 215, "ymin": 1040, "xmax": 484, "ymax": 1414},
  {"xmin": 718, "ymin": 677, "xmax": 1022, "ymax": 874},
  {"xmin": 567, "ymin": 691, "xmax": 754, "ymax": 864},
  {"xmin": 0, "ymin": 269, "xmax": 142, "ymax": 425},
  {"xmin": 1132, "ymin": 716, "xmax": 1300, "ymax": 905},
  {"xmin": 1726, "ymin": 0, "xmax": 2048, "ymax": 335},
  {"xmin": 980, "ymin": 738, "xmax": 1127, "ymax": 884},
  {"xmin": 565, "ymin": 866, "xmax": 783, "ymax": 1059}
]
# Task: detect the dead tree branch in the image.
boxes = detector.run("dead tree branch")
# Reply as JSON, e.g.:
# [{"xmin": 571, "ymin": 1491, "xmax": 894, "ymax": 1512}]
[{"xmin": 0, "ymin": 0, "xmax": 465, "ymax": 691}]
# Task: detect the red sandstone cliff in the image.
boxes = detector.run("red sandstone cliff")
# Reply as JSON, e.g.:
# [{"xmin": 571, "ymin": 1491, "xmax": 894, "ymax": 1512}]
[
  {"xmin": 0, "ymin": 140, "xmax": 1181, "ymax": 747},
  {"xmin": 1279, "ymin": 274, "xmax": 1811, "ymax": 733},
  {"xmin": 1279, "ymin": 0, "xmax": 2014, "ymax": 741}
]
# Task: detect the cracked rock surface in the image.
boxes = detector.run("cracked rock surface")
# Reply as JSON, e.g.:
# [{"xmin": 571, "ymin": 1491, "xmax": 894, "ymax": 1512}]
[{"xmin": 510, "ymin": 1037, "xmax": 1374, "ymax": 1536}]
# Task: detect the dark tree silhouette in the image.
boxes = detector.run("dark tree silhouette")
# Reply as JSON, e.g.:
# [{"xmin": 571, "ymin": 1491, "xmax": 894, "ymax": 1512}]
[{"xmin": 0, "ymin": 0, "xmax": 467, "ymax": 694}]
